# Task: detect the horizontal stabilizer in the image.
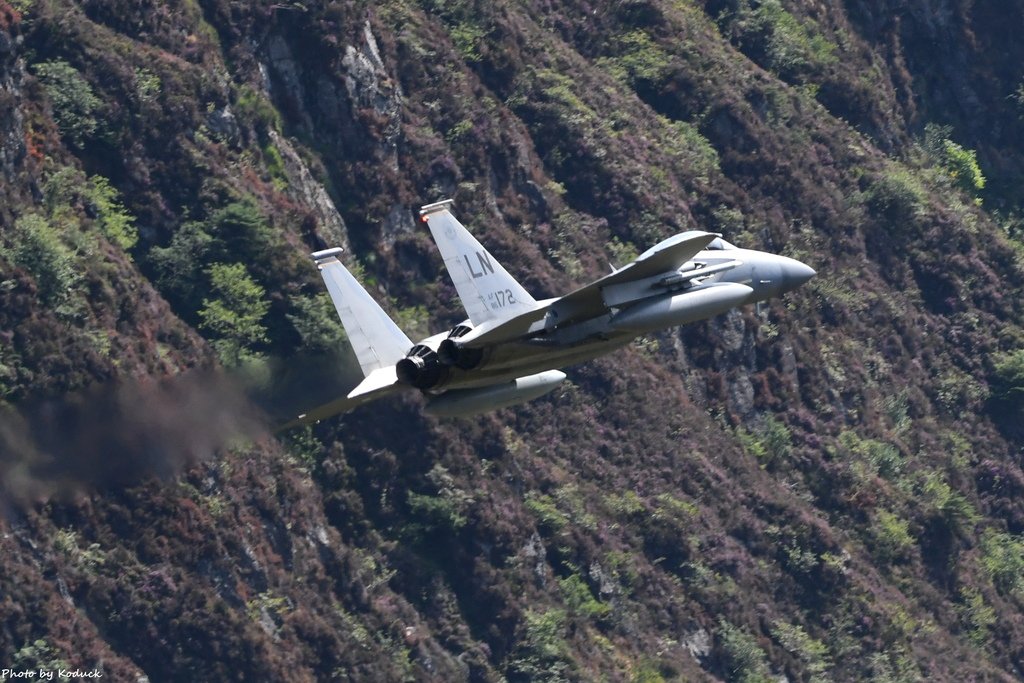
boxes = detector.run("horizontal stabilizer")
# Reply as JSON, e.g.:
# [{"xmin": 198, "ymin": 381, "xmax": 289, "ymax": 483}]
[
  {"xmin": 348, "ymin": 365, "xmax": 400, "ymax": 398},
  {"xmin": 277, "ymin": 366, "xmax": 405, "ymax": 430}
]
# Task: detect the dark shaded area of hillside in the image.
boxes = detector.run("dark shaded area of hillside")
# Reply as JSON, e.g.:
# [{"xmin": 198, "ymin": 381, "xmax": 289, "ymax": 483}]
[{"xmin": 1, "ymin": 0, "xmax": 1024, "ymax": 680}]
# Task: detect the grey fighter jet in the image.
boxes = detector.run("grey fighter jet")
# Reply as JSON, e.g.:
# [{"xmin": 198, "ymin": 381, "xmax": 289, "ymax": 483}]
[{"xmin": 288, "ymin": 200, "xmax": 814, "ymax": 424}]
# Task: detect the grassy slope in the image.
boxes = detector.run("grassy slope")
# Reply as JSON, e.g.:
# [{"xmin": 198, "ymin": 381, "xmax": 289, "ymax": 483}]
[{"xmin": 1, "ymin": 0, "xmax": 1023, "ymax": 680}]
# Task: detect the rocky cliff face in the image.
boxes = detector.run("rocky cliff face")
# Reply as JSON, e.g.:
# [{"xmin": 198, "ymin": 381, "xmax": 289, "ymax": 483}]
[{"xmin": 1, "ymin": 0, "xmax": 1023, "ymax": 681}]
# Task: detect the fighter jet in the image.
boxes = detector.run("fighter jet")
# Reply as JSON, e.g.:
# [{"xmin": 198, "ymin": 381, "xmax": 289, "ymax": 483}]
[{"xmin": 287, "ymin": 199, "xmax": 814, "ymax": 424}]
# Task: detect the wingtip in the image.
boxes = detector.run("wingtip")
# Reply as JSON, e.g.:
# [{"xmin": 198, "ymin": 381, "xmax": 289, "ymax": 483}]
[
  {"xmin": 419, "ymin": 198, "xmax": 455, "ymax": 218},
  {"xmin": 311, "ymin": 247, "xmax": 345, "ymax": 264}
]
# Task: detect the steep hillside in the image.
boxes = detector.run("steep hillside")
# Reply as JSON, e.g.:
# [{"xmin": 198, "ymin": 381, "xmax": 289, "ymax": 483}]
[{"xmin": 1, "ymin": 0, "xmax": 1023, "ymax": 680}]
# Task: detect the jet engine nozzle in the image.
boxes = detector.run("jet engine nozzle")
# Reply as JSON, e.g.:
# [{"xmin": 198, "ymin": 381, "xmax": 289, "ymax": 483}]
[
  {"xmin": 438, "ymin": 338, "xmax": 484, "ymax": 370},
  {"xmin": 396, "ymin": 347, "xmax": 449, "ymax": 389},
  {"xmin": 396, "ymin": 356, "xmax": 426, "ymax": 385}
]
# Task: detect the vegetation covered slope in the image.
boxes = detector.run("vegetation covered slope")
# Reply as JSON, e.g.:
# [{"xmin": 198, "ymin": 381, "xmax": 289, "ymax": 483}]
[{"xmin": 1, "ymin": 0, "xmax": 1023, "ymax": 680}]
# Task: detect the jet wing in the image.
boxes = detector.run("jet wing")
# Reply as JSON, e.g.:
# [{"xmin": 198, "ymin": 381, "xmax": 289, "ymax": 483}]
[
  {"xmin": 550, "ymin": 231, "xmax": 717, "ymax": 324},
  {"xmin": 276, "ymin": 366, "xmax": 406, "ymax": 431}
]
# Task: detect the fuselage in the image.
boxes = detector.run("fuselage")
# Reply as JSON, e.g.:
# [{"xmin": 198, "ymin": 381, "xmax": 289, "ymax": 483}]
[
  {"xmin": 297, "ymin": 217, "xmax": 817, "ymax": 424},
  {"xmin": 417, "ymin": 244, "xmax": 815, "ymax": 392}
]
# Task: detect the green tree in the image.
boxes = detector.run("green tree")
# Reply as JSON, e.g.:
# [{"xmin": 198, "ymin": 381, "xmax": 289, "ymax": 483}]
[
  {"xmin": 150, "ymin": 199, "xmax": 277, "ymax": 312},
  {"xmin": 198, "ymin": 263, "xmax": 270, "ymax": 365},
  {"xmin": 150, "ymin": 219, "xmax": 217, "ymax": 308},
  {"xmin": 286, "ymin": 292, "xmax": 348, "ymax": 353}
]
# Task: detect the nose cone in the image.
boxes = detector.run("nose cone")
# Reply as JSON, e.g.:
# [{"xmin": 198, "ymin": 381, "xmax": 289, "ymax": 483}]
[{"xmin": 780, "ymin": 257, "xmax": 816, "ymax": 292}]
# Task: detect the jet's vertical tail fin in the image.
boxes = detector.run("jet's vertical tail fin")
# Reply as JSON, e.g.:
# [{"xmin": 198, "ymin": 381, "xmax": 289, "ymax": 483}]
[
  {"xmin": 420, "ymin": 200, "xmax": 536, "ymax": 325},
  {"xmin": 312, "ymin": 248, "xmax": 413, "ymax": 377}
]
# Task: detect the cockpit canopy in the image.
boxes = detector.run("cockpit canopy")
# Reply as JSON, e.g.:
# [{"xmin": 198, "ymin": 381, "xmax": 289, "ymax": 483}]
[
  {"xmin": 635, "ymin": 231, "xmax": 737, "ymax": 262},
  {"xmin": 706, "ymin": 237, "xmax": 737, "ymax": 250}
]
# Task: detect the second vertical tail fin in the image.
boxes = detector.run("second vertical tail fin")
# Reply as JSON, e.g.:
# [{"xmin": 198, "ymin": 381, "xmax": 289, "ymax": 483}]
[{"xmin": 420, "ymin": 200, "xmax": 537, "ymax": 326}]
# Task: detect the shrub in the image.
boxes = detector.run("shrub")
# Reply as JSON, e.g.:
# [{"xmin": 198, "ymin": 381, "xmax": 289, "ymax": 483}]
[
  {"xmin": 601, "ymin": 30, "xmax": 673, "ymax": 89},
  {"xmin": 990, "ymin": 349, "xmax": 1024, "ymax": 407},
  {"xmin": 865, "ymin": 168, "xmax": 926, "ymax": 225},
  {"xmin": 956, "ymin": 586, "xmax": 995, "ymax": 648},
  {"xmin": 33, "ymin": 60, "xmax": 103, "ymax": 147},
  {"xmin": 235, "ymin": 84, "xmax": 281, "ymax": 135},
  {"xmin": 11, "ymin": 639, "xmax": 69, "ymax": 672},
  {"xmin": 717, "ymin": 618, "xmax": 773, "ymax": 683},
  {"xmin": 86, "ymin": 176, "xmax": 138, "ymax": 251},
  {"xmin": 40, "ymin": 167, "xmax": 137, "ymax": 252},
  {"xmin": 935, "ymin": 369, "xmax": 985, "ymax": 416},
  {"xmin": 134, "ymin": 67, "xmax": 162, "ymax": 104},
  {"xmin": 606, "ymin": 237, "xmax": 638, "ymax": 268},
  {"xmin": 2, "ymin": 213, "xmax": 80, "ymax": 309},
  {"xmin": 664, "ymin": 118, "xmax": 720, "ymax": 180},
  {"xmin": 507, "ymin": 609, "xmax": 574, "ymax": 682},
  {"xmin": 246, "ymin": 591, "xmax": 292, "ymax": 636},
  {"xmin": 941, "ymin": 139, "xmax": 985, "ymax": 197},
  {"xmin": 262, "ymin": 142, "xmax": 288, "ymax": 190},
  {"xmin": 451, "ymin": 22, "xmax": 486, "ymax": 62},
  {"xmin": 605, "ymin": 490, "xmax": 645, "ymax": 518},
  {"xmin": 919, "ymin": 470, "xmax": 978, "ymax": 534},
  {"xmin": 978, "ymin": 529, "xmax": 1024, "ymax": 596},
  {"xmin": 525, "ymin": 493, "xmax": 570, "ymax": 535},
  {"xmin": 557, "ymin": 573, "xmax": 610, "ymax": 621},
  {"xmin": 924, "ymin": 124, "xmax": 986, "ymax": 200},
  {"xmin": 406, "ymin": 464, "xmax": 473, "ymax": 534},
  {"xmin": 738, "ymin": 416, "xmax": 791, "ymax": 468},
  {"xmin": 407, "ymin": 491, "xmax": 467, "ymax": 532},
  {"xmin": 881, "ymin": 392, "xmax": 910, "ymax": 432},
  {"xmin": 871, "ymin": 509, "xmax": 914, "ymax": 563},
  {"xmin": 54, "ymin": 528, "xmax": 106, "ymax": 573},
  {"xmin": 725, "ymin": 0, "xmax": 836, "ymax": 80},
  {"xmin": 837, "ymin": 431, "xmax": 905, "ymax": 480},
  {"xmin": 771, "ymin": 620, "xmax": 831, "ymax": 682}
]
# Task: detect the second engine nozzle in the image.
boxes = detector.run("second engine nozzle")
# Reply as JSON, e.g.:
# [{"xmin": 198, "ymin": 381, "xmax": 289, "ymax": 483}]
[
  {"xmin": 396, "ymin": 356, "xmax": 426, "ymax": 385},
  {"xmin": 396, "ymin": 347, "xmax": 448, "ymax": 389},
  {"xmin": 437, "ymin": 338, "xmax": 484, "ymax": 370}
]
